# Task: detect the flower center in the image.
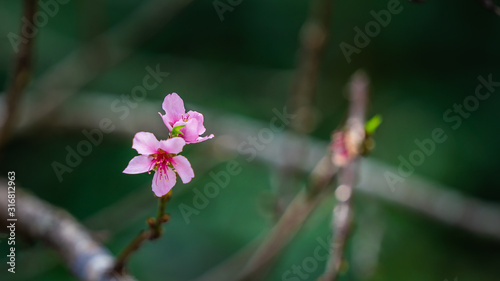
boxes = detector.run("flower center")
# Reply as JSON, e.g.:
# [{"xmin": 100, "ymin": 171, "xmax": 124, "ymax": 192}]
[
  {"xmin": 181, "ymin": 113, "xmax": 190, "ymax": 122},
  {"xmin": 150, "ymin": 149, "xmax": 177, "ymax": 184},
  {"xmin": 152, "ymin": 149, "xmax": 175, "ymax": 171}
]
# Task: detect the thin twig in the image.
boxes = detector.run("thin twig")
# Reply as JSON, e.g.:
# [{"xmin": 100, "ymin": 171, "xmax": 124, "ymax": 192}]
[
  {"xmin": 319, "ymin": 70, "xmax": 369, "ymax": 281},
  {"xmin": 113, "ymin": 192, "xmax": 172, "ymax": 274},
  {"xmin": 274, "ymin": 0, "xmax": 335, "ymax": 217},
  {"xmin": 0, "ymin": 0, "xmax": 37, "ymax": 149},
  {"xmin": 0, "ymin": 180, "xmax": 136, "ymax": 281},
  {"xmin": 152, "ymin": 193, "xmax": 171, "ymax": 237},
  {"xmin": 289, "ymin": 0, "xmax": 334, "ymax": 133},
  {"xmin": 112, "ymin": 231, "xmax": 150, "ymax": 274}
]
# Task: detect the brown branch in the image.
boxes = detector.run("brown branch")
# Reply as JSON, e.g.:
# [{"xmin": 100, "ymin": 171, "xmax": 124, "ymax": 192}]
[
  {"xmin": 0, "ymin": 0, "xmax": 37, "ymax": 149},
  {"xmin": 319, "ymin": 70, "xmax": 369, "ymax": 281},
  {"xmin": 235, "ymin": 191, "xmax": 331, "ymax": 281},
  {"xmin": 112, "ymin": 192, "xmax": 172, "ymax": 274},
  {"xmin": 274, "ymin": 0, "xmax": 335, "ymax": 218},
  {"xmin": 236, "ymin": 156, "xmax": 338, "ymax": 281},
  {"xmin": 0, "ymin": 180, "xmax": 136, "ymax": 281},
  {"xmin": 289, "ymin": 0, "xmax": 334, "ymax": 134}
]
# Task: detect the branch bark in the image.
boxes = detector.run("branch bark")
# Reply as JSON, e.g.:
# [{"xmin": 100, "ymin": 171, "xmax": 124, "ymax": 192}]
[{"xmin": 0, "ymin": 180, "xmax": 136, "ymax": 281}]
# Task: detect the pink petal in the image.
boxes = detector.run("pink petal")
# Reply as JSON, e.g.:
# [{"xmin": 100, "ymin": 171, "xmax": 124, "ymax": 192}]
[
  {"xmin": 171, "ymin": 155, "xmax": 194, "ymax": 184},
  {"xmin": 152, "ymin": 166, "xmax": 177, "ymax": 197},
  {"xmin": 159, "ymin": 137, "xmax": 185, "ymax": 154},
  {"xmin": 159, "ymin": 112, "xmax": 173, "ymax": 131},
  {"xmin": 161, "ymin": 93, "xmax": 185, "ymax": 128},
  {"xmin": 123, "ymin": 155, "xmax": 154, "ymax": 174},
  {"xmin": 193, "ymin": 134, "xmax": 214, "ymax": 143},
  {"xmin": 132, "ymin": 132, "xmax": 160, "ymax": 155},
  {"xmin": 176, "ymin": 118, "xmax": 200, "ymax": 144},
  {"xmin": 187, "ymin": 110, "xmax": 206, "ymax": 134}
]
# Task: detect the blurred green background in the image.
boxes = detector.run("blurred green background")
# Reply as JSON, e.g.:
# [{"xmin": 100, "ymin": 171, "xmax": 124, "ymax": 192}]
[{"xmin": 1, "ymin": 0, "xmax": 500, "ymax": 280}]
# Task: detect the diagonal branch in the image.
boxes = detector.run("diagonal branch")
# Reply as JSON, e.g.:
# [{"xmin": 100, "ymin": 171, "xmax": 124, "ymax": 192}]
[
  {"xmin": 0, "ymin": 180, "xmax": 136, "ymax": 281},
  {"xmin": 0, "ymin": 0, "xmax": 38, "ymax": 149},
  {"xmin": 236, "ymin": 155, "xmax": 338, "ymax": 281}
]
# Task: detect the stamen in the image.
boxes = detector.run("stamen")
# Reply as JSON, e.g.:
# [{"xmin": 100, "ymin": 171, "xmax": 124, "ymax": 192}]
[{"xmin": 150, "ymin": 150, "xmax": 174, "ymax": 185}]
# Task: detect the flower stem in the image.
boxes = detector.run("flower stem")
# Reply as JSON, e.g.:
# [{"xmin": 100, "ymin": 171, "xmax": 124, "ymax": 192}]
[
  {"xmin": 112, "ymin": 191, "xmax": 172, "ymax": 274},
  {"xmin": 112, "ymin": 230, "xmax": 149, "ymax": 274},
  {"xmin": 151, "ymin": 191, "xmax": 172, "ymax": 239}
]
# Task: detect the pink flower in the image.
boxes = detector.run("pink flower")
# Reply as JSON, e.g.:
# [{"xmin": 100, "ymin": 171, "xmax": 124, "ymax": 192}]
[
  {"xmin": 123, "ymin": 132, "xmax": 194, "ymax": 197},
  {"xmin": 331, "ymin": 130, "xmax": 350, "ymax": 167},
  {"xmin": 159, "ymin": 93, "xmax": 214, "ymax": 144}
]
